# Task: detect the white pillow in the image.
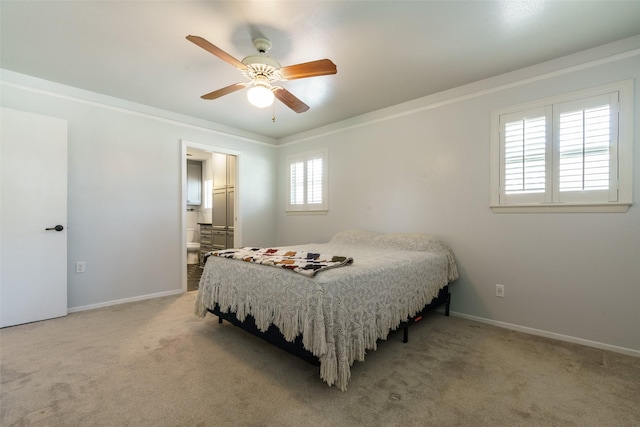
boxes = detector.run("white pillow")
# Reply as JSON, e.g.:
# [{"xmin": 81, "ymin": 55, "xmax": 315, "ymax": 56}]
[
  {"xmin": 370, "ymin": 233, "xmax": 442, "ymax": 252},
  {"xmin": 371, "ymin": 233, "xmax": 459, "ymax": 282},
  {"xmin": 329, "ymin": 230, "xmax": 380, "ymax": 246},
  {"xmin": 329, "ymin": 230, "xmax": 459, "ymax": 282}
]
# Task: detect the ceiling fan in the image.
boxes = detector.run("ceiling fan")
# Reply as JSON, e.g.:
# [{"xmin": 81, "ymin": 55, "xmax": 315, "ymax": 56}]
[{"xmin": 186, "ymin": 35, "xmax": 337, "ymax": 113}]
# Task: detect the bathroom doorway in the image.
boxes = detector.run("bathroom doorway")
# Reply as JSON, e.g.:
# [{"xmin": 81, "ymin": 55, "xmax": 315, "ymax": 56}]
[{"xmin": 181, "ymin": 140, "xmax": 240, "ymax": 292}]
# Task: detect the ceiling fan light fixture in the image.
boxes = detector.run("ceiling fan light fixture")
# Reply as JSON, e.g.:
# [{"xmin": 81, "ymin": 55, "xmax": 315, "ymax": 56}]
[
  {"xmin": 187, "ymin": 35, "xmax": 336, "ymax": 113},
  {"xmin": 247, "ymin": 84, "xmax": 274, "ymax": 108}
]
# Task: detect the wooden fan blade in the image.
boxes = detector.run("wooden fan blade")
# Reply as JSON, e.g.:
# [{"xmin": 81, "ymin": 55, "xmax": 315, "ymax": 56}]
[
  {"xmin": 273, "ymin": 87, "xmax": 310, "ymax": 113},
  {"xmin": 279, "ymin": 59, "xmax": 337, "ymax": 80},
  {"xmin": 201, "ymin": 83, "xmax": 249, "ymax": 100},
  {"xmin": 186, "ymin": 35, "xmax": 247, "ymax": 70}
]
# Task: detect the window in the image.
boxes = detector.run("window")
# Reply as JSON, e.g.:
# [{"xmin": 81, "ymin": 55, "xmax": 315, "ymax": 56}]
[
  {"xmin": 287, "ymin": 149, "xmax": 328, "ymax": 212},
  {"xmin": 491, "ymin": 80, "xmax": 633, "ymax": 213},
  {"xmin": 203, "ymin": 178, "xmax": 213, "ymax": 209}
]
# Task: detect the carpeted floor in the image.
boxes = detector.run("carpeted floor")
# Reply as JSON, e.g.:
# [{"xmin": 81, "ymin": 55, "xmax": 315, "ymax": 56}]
[{"xmin": 1, "ymin": 292, "xmax": 639, "ymax": 426}]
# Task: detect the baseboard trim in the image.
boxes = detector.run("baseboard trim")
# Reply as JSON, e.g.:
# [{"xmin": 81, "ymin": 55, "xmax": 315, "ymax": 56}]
[
  {"xmin": 68, "ymin": 289, "xmax": 184, "ymax": 313},
  {"xmin": 450, "ymin": 311, "xmax": 640, "ymax": 358}
]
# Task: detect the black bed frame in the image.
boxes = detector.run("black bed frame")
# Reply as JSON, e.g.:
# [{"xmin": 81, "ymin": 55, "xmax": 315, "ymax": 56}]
[{"xmin": 207, "ymin": 285, "xmax": 451, "ymax": 366}]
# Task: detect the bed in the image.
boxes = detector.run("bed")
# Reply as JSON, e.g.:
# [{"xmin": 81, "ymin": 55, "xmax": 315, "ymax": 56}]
[{"xmin": 194, "ymin": 230, "xmax": 458, "ymax": 391}]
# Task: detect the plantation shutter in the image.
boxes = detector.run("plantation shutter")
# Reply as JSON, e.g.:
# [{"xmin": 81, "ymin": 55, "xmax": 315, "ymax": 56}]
[
  {"xmin": 499, "ymin": 106, "xmax": 550, "ymax": 204},
  {"xmin": 306, "ymin": 158, "xmax": 323, "ymax": 204},
  {"xmin": 492, "ymin": 80, "xmax": 630, "ymax": 212},
  {"xmin": 504, "ymin": 115, "xmax": 546, "ymax": 193},
  {"xmin": 287, "ymin": 150, "xmax": 328, "ymax": 212},
  {"xmin": 290, "ymin": 161, "xmax": 305, "ymax": 205},
  {"xmin": 554, "ymin": 92, "xmax": 618, "ymax": 202}
]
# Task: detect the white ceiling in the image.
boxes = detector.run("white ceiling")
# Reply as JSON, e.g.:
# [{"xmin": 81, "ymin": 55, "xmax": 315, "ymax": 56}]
[{"xmin": 2, "ymin": 1, "xmax": 640, "ymax": 142}]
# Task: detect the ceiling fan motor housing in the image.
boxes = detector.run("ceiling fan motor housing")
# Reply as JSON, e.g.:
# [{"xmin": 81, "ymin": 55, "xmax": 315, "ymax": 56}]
[{"xmin": 241, "ymin": 56, "xmax": 282, "ymax": 82}]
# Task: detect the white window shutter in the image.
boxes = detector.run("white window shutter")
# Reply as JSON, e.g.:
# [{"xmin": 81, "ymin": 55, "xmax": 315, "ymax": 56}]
[
  {"xmin": 503, "ymin": 115, "xmax": 546, "ymax": 194},
  {"xmin": 491, "ymin": 81, "xmax": 630, "ymax": 212},
  {"xmin": 286, "ymin": 150, "xmax": 328, "ymax": 212},
  {"xmin": 554, "ymin": 93, "xmax": 617, "ymax": 203},
  {"xmin": 306, "ymin": 158, "xmax": 323, "ymax": 205},
  {"xmin": 499, "ymin": 107, "xmax": 549, "ymax": 204},
  {"xmin": 290, "ymin": 161, "xmax": 305, "ymax": 205}
]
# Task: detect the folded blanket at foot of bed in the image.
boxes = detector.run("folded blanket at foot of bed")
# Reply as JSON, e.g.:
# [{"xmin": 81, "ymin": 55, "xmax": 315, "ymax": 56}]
[{"xmin": 209, "ymin": 247, "xmax": 354, "ymax": 277}]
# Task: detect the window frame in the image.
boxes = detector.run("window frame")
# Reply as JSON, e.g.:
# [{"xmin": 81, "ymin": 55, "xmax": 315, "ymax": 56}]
[
  {"xmin": 490, "ymin": 80, "xmax": 633, "ymax": 213},
  {"xmin": 286, "ymin": 149, "xmax": 328, "ymax": 213}
]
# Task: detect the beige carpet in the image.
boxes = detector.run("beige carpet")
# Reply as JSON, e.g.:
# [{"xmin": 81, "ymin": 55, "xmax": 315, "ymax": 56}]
[{"xmin": 1, "ymin": 292, "xmax": 639, "ymax": 426}]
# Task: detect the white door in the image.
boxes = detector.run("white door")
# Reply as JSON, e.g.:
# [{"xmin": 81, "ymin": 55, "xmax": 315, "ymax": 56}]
[{"xmin": 1, "ymin": 107, "xmax": 68, "ymax": 327}]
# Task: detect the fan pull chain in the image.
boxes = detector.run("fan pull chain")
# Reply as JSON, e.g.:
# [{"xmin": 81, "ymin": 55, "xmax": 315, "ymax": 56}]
[{"xmin": 272, "ymin": 103, "xmax": 276, "ymax": 123}]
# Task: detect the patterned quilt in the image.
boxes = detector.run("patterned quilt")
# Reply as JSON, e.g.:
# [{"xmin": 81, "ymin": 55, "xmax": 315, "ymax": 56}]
[{"xmin": 209, "ymin": 247, "xmax": 354, "ymax": 277}]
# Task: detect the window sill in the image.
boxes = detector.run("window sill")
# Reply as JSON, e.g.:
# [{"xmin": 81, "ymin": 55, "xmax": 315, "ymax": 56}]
[
  {"xmin": 490, "ymin": 202, "xmax": 631, "ymax": 213},
  {"xmin": 285, "ymin": 209, "xmax": 328, "ymax": 215}
]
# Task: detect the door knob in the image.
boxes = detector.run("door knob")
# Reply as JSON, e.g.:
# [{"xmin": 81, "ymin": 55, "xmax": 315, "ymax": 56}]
[{"xmin": 46, "ymin": 225, "xmax": 64, "ymax": 232}]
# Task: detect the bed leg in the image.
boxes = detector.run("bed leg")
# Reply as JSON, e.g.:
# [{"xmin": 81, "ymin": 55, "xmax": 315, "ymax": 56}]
[
  {"xmin": 403, "ymin": 326, "xmax": 408, "ymax": 343},
  {"xmin": 218, "ymin": 316, "xmax": 223, "ymax": 324},
  {"xmin": 445, "ymin": 292, "xmax": 451, "ymax": 316}
]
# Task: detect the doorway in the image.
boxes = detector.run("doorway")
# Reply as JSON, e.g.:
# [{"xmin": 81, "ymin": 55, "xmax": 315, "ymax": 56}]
[{"xmin": 181, "ymin": 140, "xmax": 240, "ymax": 292}]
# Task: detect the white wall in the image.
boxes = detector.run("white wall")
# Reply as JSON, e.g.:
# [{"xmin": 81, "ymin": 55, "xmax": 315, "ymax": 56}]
[
  {"xmin": 275, "ymin": 37, "xmax": 640, "ymax": 354},
  {"xmin": 0, "ymin": 71, "xmax": 278, "ymax": 310}
]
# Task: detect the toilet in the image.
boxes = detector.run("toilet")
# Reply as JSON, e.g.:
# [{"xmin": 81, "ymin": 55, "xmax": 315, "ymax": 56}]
[{"xmin": 186, "ymin": 228, "xmax": 200, "ymax": 264}]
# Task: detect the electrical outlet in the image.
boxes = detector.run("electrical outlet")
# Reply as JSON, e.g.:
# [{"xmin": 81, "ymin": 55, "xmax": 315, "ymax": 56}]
[
  {"xmin": 76, "ymin": 261, "xmax": 85, "ymax": 273},
  {"xmin": 496, "ymin": 284, "xmax": 504, "ymax": 297}
]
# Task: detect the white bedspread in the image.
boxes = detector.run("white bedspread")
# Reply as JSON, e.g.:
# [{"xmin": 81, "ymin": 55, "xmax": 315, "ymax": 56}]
[{"xmin": 194, "ymin": 230, "xmax": 458, "ymax": 391}]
